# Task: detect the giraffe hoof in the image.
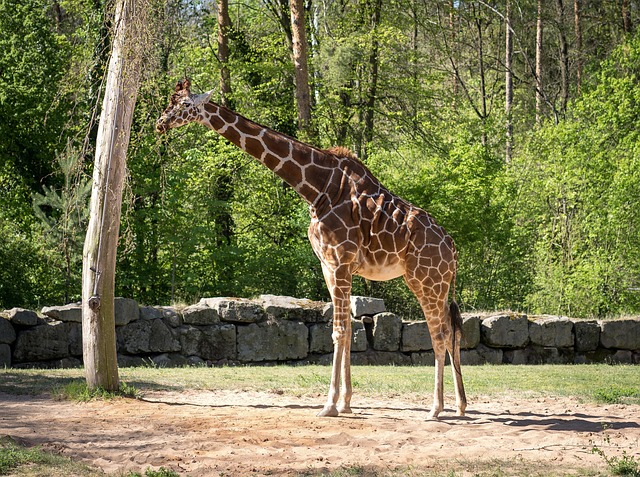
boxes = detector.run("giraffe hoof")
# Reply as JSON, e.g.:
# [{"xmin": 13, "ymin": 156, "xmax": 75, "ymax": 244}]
[
  {"xmin": 317, "ymin": 405, "xmax": 340, "ymax": 417},
  {"xmin": 337, "ymin": 403, "xmax": 352, "ymax": 414},
  {"xmin": 427, "ymin": 410, "xmax": 441, "ymax": 420}
]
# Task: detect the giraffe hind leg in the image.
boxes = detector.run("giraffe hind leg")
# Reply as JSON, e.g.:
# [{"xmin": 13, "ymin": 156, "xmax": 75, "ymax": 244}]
[{"xmin": 448, "ymin": 301, "xmax": 467, "ymax": 416}]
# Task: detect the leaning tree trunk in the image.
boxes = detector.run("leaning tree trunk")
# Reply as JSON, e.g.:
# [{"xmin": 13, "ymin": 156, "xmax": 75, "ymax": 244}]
[
  {"xmin": 505, "ymin": 0, "xmax": 513, "ymax": 163},
  {"xmin": 289, "ymin": 0, "xmax": 313, "ymax": 137},
  {"xmin": 82, "ymin": 0, "xmax": 144, "ymax": 391},
  {"xmin": 217, "ymin": 0, "xmax": 232, "ymax": 107}
]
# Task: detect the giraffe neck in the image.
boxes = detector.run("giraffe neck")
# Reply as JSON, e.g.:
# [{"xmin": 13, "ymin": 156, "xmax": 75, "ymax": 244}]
[{"xmin": 199, "ymin": 102, "xmax": 334, "ymax": 205}]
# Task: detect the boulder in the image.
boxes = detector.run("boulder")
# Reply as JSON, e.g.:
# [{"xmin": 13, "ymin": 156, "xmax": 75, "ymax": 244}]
[
  {"xmin": 481, "ymin": 314, "xmax": 529, "ymax": 348},
  {"xmin": 401, "ymin": 321, "xmax": 432, "ymax": 352},
  {"xmin": 308, "ymin": 320, "xmax": 367, "ymax": 354},
  {"xmin": 462, "ymin": 343, "xmax": 503, "ymax": 365},
  {"xmin": 372, "ymin": 312, "xmax": 402, "ymax": 351},
  {"xmin": 151, "ymin": 353, "xmax": 188, "ymax": 367},
  {"xmin": 177, "ymin": 324, "xmax": 236, "ymax": 361},
  {"xmin": 350, "ymin": 296, "xmax": 385, "ymax": 317},
  {"xmin": 199, "ymin": 297, "xmax": 265, "ymax": 323},
  {"xmin": 572, "ymin": 320, "xmax": 600, "ymax": 352},
  {"xmin": 600, "ymin": 319, "xmax": 640, "ymax": 350},
  {"xmin": 0, "ymin": 317, "xmax": 16, "ymax": 344},
  {"xmin": 181, "ymin": 303, "xmax": 220, "ymax": 325},
  {"xmin": 0, "ymin": 344, "xmax": 10, "ymax": 367},
  {"xmin": 411, "ymin": 352, "xmax": 435, "ymax": 366},
  {"xmin": 461, "ymin": 315, "xmax": 481, "ymax": 349},
  {"xmin": 529, "ymin": 316, "xmax": 574, "ymax": 348},
  {"xmin": 41, "ymin": 303, "xmax": 82, "ymax": 323},
  {"xmin": 237, "ymin": 321, "xmax": 308, "ymax": 362},
  {"xmin": 115, "ymin": 297, "xmax": 139, "ymax": 326},
  {"xmin": 67, "ymin": 323, "xmax": 83, "ymax": 356},
  {"xmin": 118, "ymin": 319, "xmax": 180, "ymax": 354},
  {"xmin": 259, "ymin": 295, "xmax": 326, "ymax": 322},
  {"xmin": 504, "ymin": 345, "xmax": 574, "ymax": 365},
  {"xmin": 13, "ymin": 322, "xmax": 70, "ymax": 362},
  {"xmin": 6, "ymin": 308, "xmax": 38, "ymax": 326},
  {"xmin": 353, "ymin": 350, "xmax": 411, "ymax": 366}
]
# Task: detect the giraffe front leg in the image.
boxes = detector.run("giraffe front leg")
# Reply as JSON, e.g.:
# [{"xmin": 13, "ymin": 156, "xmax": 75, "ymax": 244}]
[
  {"xmin": 337, "ymin": 320, "xmax": 353, "ymax": 414},
  {"xmin": 429, "ymin": 341, "xmax": 446, "ymax": 420},
  {"xmin": 317, "ymin": 265, "xmax": 353, "ymax": 417}
]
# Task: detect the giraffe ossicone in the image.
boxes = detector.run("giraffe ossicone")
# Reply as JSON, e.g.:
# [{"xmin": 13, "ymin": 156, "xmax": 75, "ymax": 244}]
[{"xmin": 156, "ymin": 79, "xmax": 467, "ymax": 419}]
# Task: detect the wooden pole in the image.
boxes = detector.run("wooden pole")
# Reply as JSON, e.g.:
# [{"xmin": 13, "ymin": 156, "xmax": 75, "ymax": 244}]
[{"xmin": 82, "ymin": 0, "xmax": 142, "ymax": 391}]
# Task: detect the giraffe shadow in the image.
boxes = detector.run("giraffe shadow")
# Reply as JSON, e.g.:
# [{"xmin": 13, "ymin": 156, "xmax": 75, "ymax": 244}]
[{"xmin": 463, "ymin": 409, "xmax": 640, "ymax": 432}]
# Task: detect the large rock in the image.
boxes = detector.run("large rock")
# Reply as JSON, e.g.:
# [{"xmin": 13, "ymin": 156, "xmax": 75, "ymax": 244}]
[
  {"xmin": 350, "ymin": 296, "xmax": 385, "ymax": 317},
  {"xmin": 504, "ymin": 345, "xmax": 574, "ymax": 364},
  {"xmin": 600, "ymin": 319, "xmax": 640, "ymax": 350},
  {"xmin": 308, "ymin": 320, "xmax": 367, "ymax": 354},
  {"xmin": 0, "ymin": 344, "xmax": 10, "ymax": 367},
  {"xmin": 67, "ymin": 323, "xmax": 83, "ymax": 356},
  {"xmin": 13, "ymin": 322, "xmax": 71, "ymax": 362},
  {"xmin": 529, "ymin": 316, "xmax": 574, "ymax": 348},
  {"xmin": 41, "ymin": 303, "xmax": 82, "ymax": 323},
  {"xmin": 181, "ymin": 303, "xmax": 219, "ymax": 325},
  {"xmin": 199, "ymin": 298, "xmax": 265, "ymax": 323},
  {"xmin": 0, "ymin": 317, "xmax": 16, "ymax": 344},
  {"xmin": 461, "ymin": 315, "xmax": 481, "ymax": 349},
  {"xmin": 572, "ymin": 319, "xmax": 600, "ymax": 352},
  {"xmin": 260, "ymin": 295, "xmax": 327, "ymax": 323},
  {"xmin": 115, "ymin": 297, "xmax": 139, "ymax": 326},
  {"xmin": 481, "ymin": 314, "xmax": 529, "ymax": 348},
  {"xmin": 461, "ymin": 343, "xmax": 503, "ymax": 365},
  {"xmin": 372, "ymin": 312, "xmax": 402, "ymax": 351},
  {"xmin": 118, "ymin": 319, "xmax": 180, "ymax": 354},
  {"xmin": 401, "ymin": 321, "xmax": 432, "ymax": 352},
  {"xmin": 177, "ymin": 324, "xmax": 236, "ymax": 361},
  {"xmin": 237, "ymin": 321, "xmax": 308, "ymax": 362},
  {"xmin": 6, "ymin": 308, "xmax": 38, "ymax": 326}
]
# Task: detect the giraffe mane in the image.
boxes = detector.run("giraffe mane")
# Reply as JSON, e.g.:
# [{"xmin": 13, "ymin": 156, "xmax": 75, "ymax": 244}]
[{"xmin": 324, "ymin": 146, "xmax": 357, "ymax": 160}]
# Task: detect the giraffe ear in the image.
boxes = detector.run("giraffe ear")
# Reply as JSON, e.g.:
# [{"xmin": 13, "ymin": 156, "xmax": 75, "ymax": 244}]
[
  {"xmin": 175, "ymin": 78, "xmax": 191, "ymax": 93},
  {"xmin": 193, "ymin": 89, "xmax": 214, "ymax": 106}
]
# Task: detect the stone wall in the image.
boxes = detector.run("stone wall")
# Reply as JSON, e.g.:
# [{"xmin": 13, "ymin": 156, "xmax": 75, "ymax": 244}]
[{"xmin": 1, "ymin": 295, "xmax": 639, "ymax": 368}]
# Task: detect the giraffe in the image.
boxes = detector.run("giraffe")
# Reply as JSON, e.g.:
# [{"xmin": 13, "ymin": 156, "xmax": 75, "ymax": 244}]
[{"xmin": 156, "ymin": 79, "xmax": 467, "ymax": 419}]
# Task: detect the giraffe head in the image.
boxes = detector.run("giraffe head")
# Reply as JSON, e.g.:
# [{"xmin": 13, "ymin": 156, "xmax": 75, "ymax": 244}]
[{"xmin": 156, "ymin": 78, "xmax": 213, "ymax": 133}]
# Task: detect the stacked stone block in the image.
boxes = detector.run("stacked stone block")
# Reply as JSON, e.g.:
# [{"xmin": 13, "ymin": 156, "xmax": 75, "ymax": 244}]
[{"xmin": 1, "ymin": 297, "xmax": 639, "ymax": 368}]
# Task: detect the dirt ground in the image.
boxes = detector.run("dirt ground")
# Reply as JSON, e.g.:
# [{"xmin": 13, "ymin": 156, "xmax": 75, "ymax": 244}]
[{"xmin": 1, "ymin": 389, "xmax": 639, "ymax": 476}]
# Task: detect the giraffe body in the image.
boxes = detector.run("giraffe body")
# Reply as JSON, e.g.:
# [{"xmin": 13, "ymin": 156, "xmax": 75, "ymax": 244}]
[{"xmin": 157, "ymin": 79, "xmax": 467, "ymax": 419}]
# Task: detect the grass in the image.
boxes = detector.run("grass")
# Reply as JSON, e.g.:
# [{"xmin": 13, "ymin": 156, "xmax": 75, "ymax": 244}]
[
  {"xmin": 2, "ymin": 364, "xmax": 639, "ymax": 404},
  {"xmin": 0, "ymin": 364, "xmax": 639, "ymax": 477}
]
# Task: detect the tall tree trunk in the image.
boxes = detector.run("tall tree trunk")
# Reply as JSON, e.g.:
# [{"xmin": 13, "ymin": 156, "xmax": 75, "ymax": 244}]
[
  {"xmin": 289, "ymin": 0, "xmax": 313, "ymax": 137},
  {"xmin": 505, "ymin": 0, "xmax": 513, "ymax": 163},
  {"xmin": 622, "ymin": 0, "xmax": 632, "ymax": 34},
  {"xmin": 82, "ymin": 0, "xmax": 144, "ymax": 391},
  {"xmin": 362, "ymin": 0, "xmax": 382, "ymax": 160},
  {"xmin": 474, "ymin": 8, "xmax": 488, "ymax": 146},
  {"xmin": 555, "ymin": 0, "xmax": 569, "ymax": 116},
  {"xmin": 535, "ymin": 0, "xmax": 544, "ymax": 125},
  {"xmin": 574, "ymin": 0, "xmax": 582, "ymax": 94},
  {"xmin": 218, "ymin": 0, "xmax": 232, "ymax": 108}
]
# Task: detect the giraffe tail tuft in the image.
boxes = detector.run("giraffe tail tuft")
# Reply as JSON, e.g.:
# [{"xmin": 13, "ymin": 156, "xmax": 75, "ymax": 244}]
[{"xmin": 449, "ymin": 300, "xmax": 463, "ymax": 375}]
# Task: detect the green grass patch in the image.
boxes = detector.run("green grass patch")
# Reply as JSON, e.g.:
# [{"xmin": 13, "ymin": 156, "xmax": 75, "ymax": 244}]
[
  {"xmin": 0, "ymin": 436, "xmax": 96, "ymax": 476},
  {"xmin": 593, "ymin": 385, "xmax": 640, "ymax": 404},
  {"xmin": 53, "ymin": 379, "xmax": 139, "ymax": 402},
  {"xmin": 1, "ymin": 364, "xmax": 639, "ymax": 404}
]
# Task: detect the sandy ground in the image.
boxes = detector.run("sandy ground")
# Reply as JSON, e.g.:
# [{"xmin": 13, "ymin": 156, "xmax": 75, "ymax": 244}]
[{"xmin": 1, "ymin": 390, "xmax": 639, "ymax": 476}]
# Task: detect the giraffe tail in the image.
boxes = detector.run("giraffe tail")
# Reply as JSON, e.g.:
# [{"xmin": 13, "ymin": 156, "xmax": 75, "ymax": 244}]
[{"xmin": 449, "ymin": 300, "xmax": 463, "ymax": 376}]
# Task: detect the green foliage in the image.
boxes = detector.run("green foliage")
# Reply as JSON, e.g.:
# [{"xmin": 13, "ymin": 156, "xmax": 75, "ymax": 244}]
[
  {"xmin": 2, "ymin": 0, "xmax": 640, "ymax": 320},
  {"xmin": 518, "ymin": 33, "xmax": 640, "ymax": 317}
]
